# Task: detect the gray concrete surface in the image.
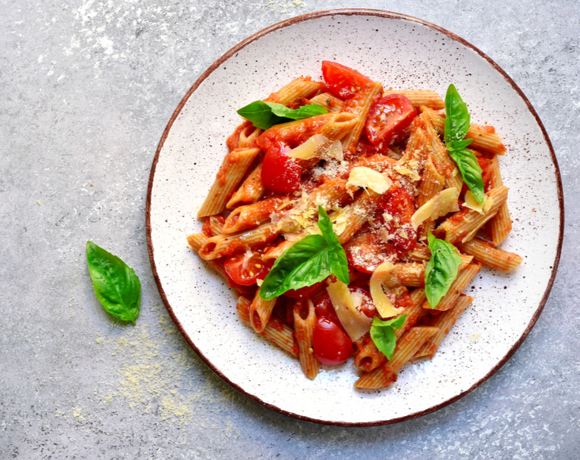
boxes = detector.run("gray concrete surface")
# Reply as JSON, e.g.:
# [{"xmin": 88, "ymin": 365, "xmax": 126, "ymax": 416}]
[{"xmin": 1, "ymin": 0, "xmax": 579, "ymax": 458}]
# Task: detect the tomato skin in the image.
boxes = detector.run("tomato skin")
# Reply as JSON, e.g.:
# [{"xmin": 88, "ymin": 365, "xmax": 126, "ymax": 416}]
[
  {"xmin": 379, "ymin": 188, "xmax": 417, "ymax": 250},
  {"xmin": 366, "ymin": 95, "xmax": 416, "ymax": 147},
  {"xmin": 321, "ymin": 61, "xmax": 372, "ymax": 99},
  {"xmin": 284, "ymin": 281, "xmax": 324, "ymax": 299},
  {"xmin": 312, "ymin": 318, "xmax": 353, "ymax": 365},
  {"xmin": 224, "ymin": 252, "xmax": 272, "ymax": 286},
  {"xmin": 261, "ymin": 141, "xmax": 301, "ymax": 193}
]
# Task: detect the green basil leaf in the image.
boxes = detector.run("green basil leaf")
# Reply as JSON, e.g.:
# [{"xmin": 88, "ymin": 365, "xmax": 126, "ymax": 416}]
[
  {"xmin": 316, "ymin": 206, "xmax": 339, "ymax": 246},
  {"xmin": 86, "ymin": 241, "xmax": 141, "ymax": 324},
  {"xmin": 370, "ymin": 314, "xmax": 407, "ymax": 361},
  {"xmin": 425, "ymin": 233, "xmax": 463, "ymax": 309},
  {"xmin": 316, "ymin": 206, "xmax": 349, "ymax": 284},
  {"xmin": 237, "ymin": 100, "xmax": 328, "ymax": 130},
  {"xmin": 259, "ymin": 206, "xmax": 349, "ymax": 300},
  {"xmin": 444, "ymin": 84, "xmax": 484, "ymax": 205},
  {"xmin": 444, "ymin": 84, "xmax": 471, "ymax": 145},
  {"xmin": 265, "ymin": 102, "xmax": 328, "ymax": 120},
  {"xmin": 259, "ymin": 234, "xmax": 332, "ymax": 300},
  {"xmin": 236, "ymin": 101, "xmax": 288, "ymax": 130},
  {"xmin": 449, "ymin": 148, "xmax": 485, "ymax": 204}
]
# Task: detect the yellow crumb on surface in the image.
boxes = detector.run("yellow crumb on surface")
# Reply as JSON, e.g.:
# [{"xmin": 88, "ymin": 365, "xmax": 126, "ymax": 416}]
[
  {"xmin": 470, "ymin": 333, "xmax": 482, "ymax": 342},
  {"xmin": 37, "ymin": 200, "xmax": 41, "ymax": 205}
]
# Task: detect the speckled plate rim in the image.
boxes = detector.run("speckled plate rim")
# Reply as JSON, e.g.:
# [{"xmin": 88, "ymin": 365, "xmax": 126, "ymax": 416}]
[{"xmin": 145, "ymin": 9, "xmax": 564, "ymax": 427}]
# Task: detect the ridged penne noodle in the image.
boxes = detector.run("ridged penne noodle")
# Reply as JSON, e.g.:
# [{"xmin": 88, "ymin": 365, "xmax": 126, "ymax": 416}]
[
  {"xmin": 355, "ymin": 327, "xmax": 438, "ymax": 389},
  {"xmin": 226, "ymin": 160, "xmax": 264, "ymax": 209},
  {"xmin": 199, "ymin": 222, "xmax": 279, "ymax": 260},
  {"xmin": 293, "ymin": 298, "xmax": 320, "ymax": 380},
  {"xmin": 336, "ymin": 190, "xmax": 382, "ymax": 245},
  {"xmin": 421, "ymin": 113, "xmax": 463, "ymax": 191},
  {"xmin": 309, "ymin": 92, "xmax": 344, "ymax": 113},
  {"xmin": 417, "ymin": 154, "xmax": 446, "ymax": 208},
  {"xmin": 383, "ymin": 89, "xmax": 445, "ymax": 110},
  {"xmin": 236, "ymin": 297, "xmax": 298, "ymax": 357},
  {"xmin": 421, "ymin": 106, "xmax": 507, "ymax": 156},
  {"xmin": 198, "ymin": 147, "xmax": 261, "ymax": 218},
  {"xmin": 341, "ymin": 81, "xmax": 384, "ymax": 156},
  {"xmin": 427, "ymin": 263, "xmax": 481, "ymax": 311},
  {"xmin": 264, "ymin": 76, "xmax": 325, "ymax": 105},
  {"xmin": 249, "ymin": 288, "xmax": 278, "ymax": 333},
  {"xmin": 414, "ymin": 295, "xmax": 474, "ymax": 360},
  {"xmin": 187, "ymin": 233, "xmax": 229, "ymax": 280},
  {"xmin": 207, "ymin": 216, "xmax": 224, "ymax": 236},
  {"xmin": 439, "ymin": 185, "xmax": 508, "ymax": 244},
  {"xmin": 488, "ymin": 156, "xmax": 512, "ymax": 246},
  {"xmin": 355, "ymin": 288, "xmax": 427, "ymax": 373},
  {"xmin": 223, "ymin": 198, "xmax": 289, "ymax": 234},
  {"xmin": 457, "ymin": 238, "xmax": 523, "ymax": 272},
  {"xmin": 318, "ymin": 112, "xmax": 360, "ymax": 141}
]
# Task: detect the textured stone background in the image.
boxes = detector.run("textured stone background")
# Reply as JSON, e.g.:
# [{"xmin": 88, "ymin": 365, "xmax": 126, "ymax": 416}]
[{"xmin": 1, "ymin": 1, "xmax": 578, "ymax": 459}]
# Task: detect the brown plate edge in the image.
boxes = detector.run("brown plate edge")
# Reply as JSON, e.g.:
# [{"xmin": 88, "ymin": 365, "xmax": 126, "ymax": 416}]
[{"xmin": 145, "ymin": 8, "xmax": 565, "ymax": 427}]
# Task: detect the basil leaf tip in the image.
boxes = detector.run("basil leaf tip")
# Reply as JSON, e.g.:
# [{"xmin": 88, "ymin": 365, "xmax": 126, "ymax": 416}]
[
  {"xmin": 237, "ymin": 100, "xmax": 328, "ymax": 130},
  {"xmin": 370, "ymin": 314, "xmax": 407, "ymax": 361},
  {"xmin": 424, "ymin": 233, "xmax": 462, "ymax": 309},
  {"xmin": 86, "ymin": 241, "xmax": 141, "ymax": 324},
  {"xmin": 259, "ymin": 206, "xmax": 349, "ymax": 300},
  {"xmin": 444, "ymin": 84, "xmax": 484, "ymax": 204}
]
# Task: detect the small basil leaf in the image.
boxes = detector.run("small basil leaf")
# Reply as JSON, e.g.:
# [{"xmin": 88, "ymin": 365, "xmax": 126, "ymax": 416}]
[
  {"xmin": 237, "ymin": 101, "xmax": 288, "ymax": 130},
  {"xmin": 449, "ymin": 148, "xmax": 485, "ymax": 204},
  {"xmin": 370, "ymin": 314, "xmax": 407, "ymax": 360},
  {"xmin": 238, "ymin": 100, "xmax": 328, "ymax": 130},
  {"xmin": 316, "ymin": 206, "xmax": 349, "ymax": 284},
  {"xmin": 328, "ymin": 245, "xmax": 350, "ymax": 285},
  {"xmin": 448, "ymin": 138, "xmax": 473, "ymax": 151},
  {"xmin": 265, "ymin": 102, "xmax": 328, "ymax": 120},
  {"xmin": 86, "ymin": 241, "xmax": 141, "ymax": 324},
  {"xmin": 425, "ymin": 233, "xmax": 463, "ymax": 309},
  {"xmin": 444, "ymin": 84, "xmax": 471, "ymax": 145},
  {"xmin": 316, "ymin": 206, "xmax": 339, "ymax": 246},
  {"xmin": 259, "ymin": 235, "xmax": 331, "ymax": 300}
]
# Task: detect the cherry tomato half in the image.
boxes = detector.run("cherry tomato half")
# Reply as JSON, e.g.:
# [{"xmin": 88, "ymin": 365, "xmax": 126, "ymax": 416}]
[
  {"xmin": 312, "ymin": 318, "xmax": 353, "ymax": 365},
  {"xmin": 365, "ymin": 95, "xmax": 417, "ymax": 147},
  {"xmin": 284, "ymin": 281, "xmax": 324, "ymax": 299},
  {"xmin": 224, "ymin": 252, "xmax": 272, "ymax": 286},
  {"xmin": 261, "ymin": 141, "xmax": 301, "ymax": 193},
  {"xmin": 321, "ymin": 61, "xmax": 373, "ymax": 100}
]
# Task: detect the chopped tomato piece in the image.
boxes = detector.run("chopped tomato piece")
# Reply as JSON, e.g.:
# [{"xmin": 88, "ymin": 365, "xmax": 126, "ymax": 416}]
[
  {"xmin": 321, "ymin": 61, "xmax": 372, "ymax": 99},
  {"xmin": 365, "ymin": 95, "xmax": 416, "ymax": 147},
  {"xmin": 379, "ymin": 188, "xmax": 417, "ymax": 250},
  {"xmin": 224, "ymin": 252, "xmax": 273, "ymax": 286},
  {"xmin": 261, "ymin": 141, "xmax": 301, "ymax": 193}
]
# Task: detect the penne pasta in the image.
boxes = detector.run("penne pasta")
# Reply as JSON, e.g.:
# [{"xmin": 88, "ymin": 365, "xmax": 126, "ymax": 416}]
[
  {"xmin": 457, "ymin": 238, "xmax": 523, "ymax": 272},
  {"xmin": 293, "ymin": 298, "xmax": 320, "ymax": 380},
  {"xmin": 383, "ymin": 89, "xmax": 445, "ymax": 110},
  {"xmin": 198, "ymin": 147, "xmax": 261, "ymax": 218},
  {"xmin": 488, "ymin": 156, "xmax": 512, "ymax": 246}
]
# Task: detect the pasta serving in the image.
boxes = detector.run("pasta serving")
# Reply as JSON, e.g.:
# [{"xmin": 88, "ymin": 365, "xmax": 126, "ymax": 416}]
[{"xmin": 187, "ymin": 61, "xmax": 522, "ymax": 389}]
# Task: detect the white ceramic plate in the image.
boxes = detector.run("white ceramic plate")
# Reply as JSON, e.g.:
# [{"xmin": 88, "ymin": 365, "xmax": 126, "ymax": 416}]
[{"xmin": 146, "ymin": 10, "xmax": 563, "ymax": 425}]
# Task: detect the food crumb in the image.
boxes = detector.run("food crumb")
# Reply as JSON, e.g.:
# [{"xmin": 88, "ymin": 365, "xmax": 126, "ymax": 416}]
[
  {"xmin": 37, "ymin": 200, "xmax": 41, "ymax": 205},
  {"xmin": 469, "ymin": 333, "xmax": 482, "ymax": 342}
]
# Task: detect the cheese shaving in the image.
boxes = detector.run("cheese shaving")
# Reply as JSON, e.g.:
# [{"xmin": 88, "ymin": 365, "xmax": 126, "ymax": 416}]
[
  {"xmin": 369, "ymin": 261, "xmax": 406, "ymax": 318},
  {"xmin": 287, "ymin": 134, "xmax": 329, "ymax": 160},
  {"xmin": 463, "ymin": 191, "xmax": 484, "ymax": 213},
  {"xmin": 347, "ymin": 167, "xmax": 392, "ymax": 194},
  {"xmin": 326, "ymin": 280, "xmax": 372, "ymax": 341},
  {"xmin": 411, "ymin": 187, "xmax": 460, "ymax": 229},
  {"xmin": 394, "ymin": 163, "xmax": 421, "ymax": 181}
]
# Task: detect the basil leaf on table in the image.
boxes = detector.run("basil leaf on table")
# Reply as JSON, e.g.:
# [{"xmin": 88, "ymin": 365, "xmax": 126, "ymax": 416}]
[
  {"xmin": 86, "ymin": 241, "xmax": 141, "ymax": 324},
  {"xmin": 444, "ymin": 84, "xmax": 485, "ymax": 204},
  {"xmin": 237, "ymin": 101, "xmax": 328, "ymax": 130},
  {"xmin": 370, "ymin": 315, "xmax": 407, "ymax": 361},
  {"xmin": 259, "ymin": 206, "xmax": 349, "ymax": 300},
  {"xmin": 424, "ymin": 233, "xmax": 463, "ymax": 309}
]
